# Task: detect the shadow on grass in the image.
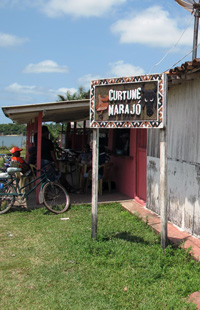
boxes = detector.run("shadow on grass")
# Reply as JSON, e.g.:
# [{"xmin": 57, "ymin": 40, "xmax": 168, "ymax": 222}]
[
  {"xmin": 101, "ymin": 231, "xmax": 150, "ymax": 245},
  {"xmin": 7, "ymin": 204, "xmax": 43, "ymax": 213}
]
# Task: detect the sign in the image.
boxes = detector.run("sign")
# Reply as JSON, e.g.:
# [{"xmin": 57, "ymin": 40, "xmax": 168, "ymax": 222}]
[{"xmin": 90, "ymin": 74, "xmax": 165, "ymax": 128}]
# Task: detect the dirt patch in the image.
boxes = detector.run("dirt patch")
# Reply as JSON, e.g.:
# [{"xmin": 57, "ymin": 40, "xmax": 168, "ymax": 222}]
[{"xmin": 188, "ymin": 292, "xmax": 200, "ymax": 309}]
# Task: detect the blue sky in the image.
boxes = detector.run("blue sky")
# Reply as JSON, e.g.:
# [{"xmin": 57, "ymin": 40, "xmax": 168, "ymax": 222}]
[{"xmin": 0, "ymin": 0, "xmax": 197, "ymax": 123}]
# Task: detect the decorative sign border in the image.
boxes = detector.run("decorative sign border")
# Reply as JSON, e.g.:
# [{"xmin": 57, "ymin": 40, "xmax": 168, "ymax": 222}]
[{"xmin": 90, "ymin": 73, "xmax": 165, "ymax": 128}]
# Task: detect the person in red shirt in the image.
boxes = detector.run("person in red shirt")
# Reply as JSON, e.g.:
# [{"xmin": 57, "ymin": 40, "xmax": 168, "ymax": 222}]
[{"xmin": 10, "ymin": 147, "xmax": 31, "ymax": 175}]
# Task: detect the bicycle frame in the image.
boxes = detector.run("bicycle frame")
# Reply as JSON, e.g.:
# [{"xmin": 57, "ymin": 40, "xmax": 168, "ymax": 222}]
[{"xmin": 0, "ymin": 169, "xmax": 50, "ymax": 201}]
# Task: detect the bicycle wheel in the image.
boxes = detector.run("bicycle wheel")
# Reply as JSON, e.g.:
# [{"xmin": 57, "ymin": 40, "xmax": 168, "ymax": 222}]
[
  {"xmin": 0, "ymin": 182, "xmax": 16, "ymax": 215},
  {"xmin": 43, "ymin": 182, "xmax": 70, "ymax": 214}
]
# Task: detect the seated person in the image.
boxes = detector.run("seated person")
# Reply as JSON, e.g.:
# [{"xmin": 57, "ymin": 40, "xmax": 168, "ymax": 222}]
[
  {"xmin": 78, "ymin": 144, "xmax": 92, "ymax": 166},
  {"xmin": 10, "ymin": 147, "xmax": 31, "ymax": 175},
  {"xmin": 98, "ymin": 145, "xmax": 110, "ymax": 177},
  {"xmin": 77, "ymin": 145, "xmax": 109, "ymax": 194}
]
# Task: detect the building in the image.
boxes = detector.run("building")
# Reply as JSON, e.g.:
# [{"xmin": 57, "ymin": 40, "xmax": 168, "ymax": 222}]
[{"xmin": 3, "ymin": 60, "xmax": 200, "ymax": 237}]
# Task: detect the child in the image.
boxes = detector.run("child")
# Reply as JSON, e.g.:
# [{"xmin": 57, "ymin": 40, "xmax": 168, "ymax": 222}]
[{"xmin": 10, "ymin": 147, "xmax": 31, "ymax": 175}]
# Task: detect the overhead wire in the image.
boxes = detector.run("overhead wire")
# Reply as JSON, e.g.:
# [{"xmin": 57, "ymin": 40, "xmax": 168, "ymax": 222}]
[
  {"xmin": 148, "ymin": 14, "xmax": 193, "ymax": 74},
  {"xmin": 164, "ymin": 41, "xmax": 200, "ymax": 72}
]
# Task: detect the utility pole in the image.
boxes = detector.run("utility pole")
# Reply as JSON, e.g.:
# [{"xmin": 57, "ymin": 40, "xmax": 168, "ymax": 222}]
[
  {"xmin": 192, "ymin": 1, "xmax": 200, "ymax": 59},
  {"xmin": 175, "ymin": 0, "xmax": 200, "ymax": 59}
]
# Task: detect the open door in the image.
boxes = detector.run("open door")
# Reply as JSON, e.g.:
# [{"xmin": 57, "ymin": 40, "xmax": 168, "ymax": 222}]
[{"xmin": 136, "ymin": 129, "xmax": 147, "ymax": 203}]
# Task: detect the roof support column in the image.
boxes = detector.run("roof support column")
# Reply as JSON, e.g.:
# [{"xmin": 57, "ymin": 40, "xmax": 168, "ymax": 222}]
[
  {"xmin": 83, "ymin": 120, "xmax": 86, "ymax": 147},
  {"xmin": 36, "ymin": 112, "xmax": 42, "ymax": 204},
  {"xmin": 72, "ymin": 122, "xmax": 77, "ymax": 149},
  {"xmin": 26, "ymin": 122, "xmax": 31, "ymax": 161}
]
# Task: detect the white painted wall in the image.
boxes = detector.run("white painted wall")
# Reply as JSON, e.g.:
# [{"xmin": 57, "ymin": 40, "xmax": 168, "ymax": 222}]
[
  {"xmin": 147, "ymin": 77, "xmax": 200, "ymax": 237},
  {"xmin": 147, "ymin": 156, "xmax": 200, "ymax": 237}
]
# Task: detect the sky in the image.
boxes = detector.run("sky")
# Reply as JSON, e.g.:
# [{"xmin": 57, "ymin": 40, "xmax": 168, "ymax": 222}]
[{"xmin": 0, "ymin": 0, "xmax": 197, "ymax": 123}]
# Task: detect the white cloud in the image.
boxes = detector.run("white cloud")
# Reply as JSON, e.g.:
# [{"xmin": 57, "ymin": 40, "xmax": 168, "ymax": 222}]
[
  {"xmin": 0, "ymin": 32, "xmax": 28, "ymax": 47},
  {"xmin": 77, "ymin": 66, "xmax": 145, "ymax": 88},
  {"xmin": 57, "ymin": 87, "xmax": 77, "ymax": 95},
  {"xmin": 78, "ymin": 74, "xmax": 101, "ymax": 89},
  {"xmin": 4, "ymin": 82, "xmax": 77, "ymax": 102},
  {"xmin": 111, "ymin": 6, "xmax": 193, "ymax": 48},
  {"xmin": 108, "ymin": 60, "xmax": 145, "ymax": 77},
  {"xmin": 23, "ymin": 60, "xmax": 69, "ymax": 73},
  {"xmin": 0, "ymin": 1, "xmax": 14, "ymax": 7},
  {"xmin": 5, "ymin": 83, "xmax": 47, "ymax": 95},
  {"xmin": 40, "ymin": 0, "xmax": 126, "ymax": 18}
]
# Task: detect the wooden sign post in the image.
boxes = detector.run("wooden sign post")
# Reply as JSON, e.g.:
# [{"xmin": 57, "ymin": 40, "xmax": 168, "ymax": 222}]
[
  {"xmin": 90, "ymin": 74, "xmax": 167, "ymax": 247},
  {"xmin": 91, "ymin": 128, "xmax": 99, "ymax": 238},
  {"xmin": 160, "ymin": 73, "xmax": 168, "ymax": 249}
]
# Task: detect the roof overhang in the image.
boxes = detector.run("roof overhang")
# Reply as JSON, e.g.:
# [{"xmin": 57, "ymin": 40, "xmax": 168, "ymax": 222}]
[
  {"xmin": 2, "ymin": 99, "xmax": 90, "ymax": 124},
  {"xmin": 167, "ymin": 58, "xmax": 200, "ymax": 86}
]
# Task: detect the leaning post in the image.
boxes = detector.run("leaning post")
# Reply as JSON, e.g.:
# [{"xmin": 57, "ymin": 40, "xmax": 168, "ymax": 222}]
[{"xmin": 91, "ymin": 128, "xmax": 99, "ymax": 239}]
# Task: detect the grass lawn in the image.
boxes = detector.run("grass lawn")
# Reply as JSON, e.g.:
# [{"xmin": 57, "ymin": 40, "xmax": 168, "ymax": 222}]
[{"xmin": 0, "ymin": 202, "xmax": 199, "ymax": 309}]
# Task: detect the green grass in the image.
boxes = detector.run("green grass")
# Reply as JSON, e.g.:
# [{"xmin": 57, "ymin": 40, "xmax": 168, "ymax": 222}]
[{"xmin": 0, "ymin": 203, "xmax": 199, "ymax": 309}]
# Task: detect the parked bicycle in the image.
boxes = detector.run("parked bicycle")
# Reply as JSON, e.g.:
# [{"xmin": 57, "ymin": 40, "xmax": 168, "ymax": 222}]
[
  {"xmin": 0, "ymin": 153, "xmax": 12, "ymax": 171},
  {"xmin": 0, "ymin": 164, "xmax": 70, "ymax": 215}
]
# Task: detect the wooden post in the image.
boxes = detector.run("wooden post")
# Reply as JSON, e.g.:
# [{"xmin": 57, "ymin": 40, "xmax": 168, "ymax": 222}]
[
  {"xmin": 160, "ymin": 128, "xmax": 168, "ymax": 249},
  {"xmin": 160, "ymin": 73, "xmax": 168, "ymax": 249},
  {"xmin": 91, "ymin": 128, "xmax": 99, "ymax": 239}
]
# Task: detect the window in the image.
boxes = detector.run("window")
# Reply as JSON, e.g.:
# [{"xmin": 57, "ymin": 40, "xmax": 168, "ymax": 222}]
[{"xmin": 113, "ymin": 129, "xmax": 130, "ymax": 156}]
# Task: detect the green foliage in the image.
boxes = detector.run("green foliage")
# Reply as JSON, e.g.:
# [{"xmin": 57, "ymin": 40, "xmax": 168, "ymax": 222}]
[
  {"xmin": 0, "ymin": 123, "xmax": 26, "ymax": 135},
  {"xmin": 57, "ymin": 86, "xmax": 90, "ymax": 101},
  {"xmin": 0, "ymin": 123, "xmax": 64, "ymax": 142},
  {"xmin": 46, "ymin": 123, "xmax": 63, "ymax": 141},
  {"xmin": 0, "ymin": 203, "xmax": 199, "ymax": 309}
]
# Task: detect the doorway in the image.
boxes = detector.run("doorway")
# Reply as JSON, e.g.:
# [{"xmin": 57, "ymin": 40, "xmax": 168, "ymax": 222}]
[{"xmin": 136, "ymin": 129, "xmax": 147, "ymax": 203}]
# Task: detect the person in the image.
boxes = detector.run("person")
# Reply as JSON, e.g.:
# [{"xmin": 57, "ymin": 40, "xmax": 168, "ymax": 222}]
[
  {"xmin": 40, "ymin": 126, "xmax": 59, "ymax": 170},
  {"xmin": 38, "ymin": 126, "xmax": 75, "ymax": 192},
  {"xmin": 77, "ymin": 144, "xmax": 92, "ymax": 165},
  {"xmin": 10, "ymin": 147, "xmax": 31, "ymax": 175},
  {"xmin": 28, "ymin": 146, "xmax": 37, "ymax": 165},
  {"xmin": 98, "ymin": 145, "xmax": 110, "ymax": 177},
  {"xmin": 77, "ymin": 145, "xmax": 109, "ymax": 194},
  {"xmin": 33, "ymin": 125, "xmax": 58, "ymax": 181}
]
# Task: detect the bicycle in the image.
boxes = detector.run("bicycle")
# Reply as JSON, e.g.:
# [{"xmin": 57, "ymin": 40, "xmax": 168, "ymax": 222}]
[
  {"xmin": 0, "ymin": 165, "xmax": 70, "ymax": 215},
  {"xmin": 0, "ymin": 153, "xmax": 12, "ymax": 171}
]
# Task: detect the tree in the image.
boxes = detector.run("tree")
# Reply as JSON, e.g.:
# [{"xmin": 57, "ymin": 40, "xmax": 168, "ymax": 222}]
[
  {"xmin": 57, "ymin": 86, "xmax": 89, "ymax": 102},
  {"xmin": 0, "ymin": 124, "xmax": 26, "ymax": 135}
]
